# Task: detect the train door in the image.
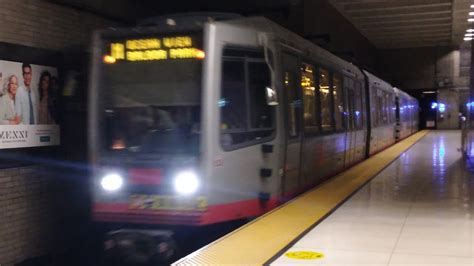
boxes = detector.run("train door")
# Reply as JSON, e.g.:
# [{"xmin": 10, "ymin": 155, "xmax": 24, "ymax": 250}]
[
  {"xmin": 344, "ymin": 76, "xmax": 356, "ymax": 167},
  {"xmin": 281, "ymin": 52, "xmax": 303, "ymax": 196}
]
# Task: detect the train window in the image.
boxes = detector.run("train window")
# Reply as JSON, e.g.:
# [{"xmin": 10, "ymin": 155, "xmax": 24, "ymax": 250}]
[
  {"xmin": 319, "ymin": 68, "xmax": 332, "ymax": 132},
  {"xmin": 374, "ymin": 88, "xmax": 383, "ymax": 126},
  {"xmin": 220, "ymin": 47, "xmax": 274, "ymax": 150},
  {"xmin": 301, "ymin": 63, "xmax": 318, "ymax": 133},
  {"xmin": 333, "ymin": 74, "xmax": 344, "ymax": 131},
  {"xmin": 249, "ymin": 62, "xmax": 273, "ymax": 129},
  {"xmin": 285, "ymin": 71, "xmax": 299, "ymax": 138},
  {"xmin": 354, "ymin": 82, "xmax": 363, "ymax": 130},
  {"xmin": 382, "ymin": 91, "xmax": 389, "ymax": 124},
  {"xmin": 221, "ymin": 60, "xmax": 247, "ymax": 136},
  {"xmin": 344, "ymin": 76, "xmax": 355, "ymax": 130},
  {"xmin": 389, "ymin": 94, "xmax": 396, "ymax": 123}
]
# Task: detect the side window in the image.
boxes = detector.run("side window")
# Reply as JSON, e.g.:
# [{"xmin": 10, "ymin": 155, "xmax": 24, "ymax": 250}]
[
  {"xmin": 220, "ymin": 48, "xmax": 274, "ymax": 150},
  {"xmin": 344, "ymin": 76, "xmax": 355, "ymax": 130},
  {"xmin": 354, "ymin": 81, "xmax": 363, "ymax": 129},
  {"xmin": 381, "ymin": 91, "xmax": 388, "ymax": 125},
  {"xmin": 375, "ymin": 88, "xmax": 383, "ymax": 126},
  {"xmin": 333, "ymin": 74, "xmax": 344, "ymax": 131},
  {"xmin": 285, "ymin": 71, "xmax": 299, "ymax": 138},
  {"xmin": 391, "ymin": 94, "xmax": 396, "ymax": 123},
  {"xmin": 301, "ymin": 63, "xmax": 318, "ymax": 133},
  {"xmin": 388, "ymin": 94, "xmax": 393, "ymax": 123},
  {"xmin": 319, "ymin": 68, "xmax": 332, "ymax": 132},
  {"xmin": 249, "ymin": 62, "xmax": 273, "ymax": 129},
  {"xmin": 221, "ymin": 60, "xmax": 246, "ymax": 134}
]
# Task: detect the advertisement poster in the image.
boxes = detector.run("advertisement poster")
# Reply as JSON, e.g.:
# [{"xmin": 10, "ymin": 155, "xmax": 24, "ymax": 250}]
[{"xmin": 0, "ymin": 60, "xmax": 60, "ymax": 149}]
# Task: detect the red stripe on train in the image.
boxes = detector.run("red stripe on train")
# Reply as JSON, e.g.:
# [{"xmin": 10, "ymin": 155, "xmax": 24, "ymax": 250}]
[{"xmin": 93, "ymin": 197, "xmax": 280, "ymax": 225}]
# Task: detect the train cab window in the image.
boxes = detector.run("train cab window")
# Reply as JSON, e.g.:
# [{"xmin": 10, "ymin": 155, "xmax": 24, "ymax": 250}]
[
  {"xmin": 301, "ymin": 63, "xmax": 318, "ymax": 133},
  {"xmin": 319, "ymin": 68, "xmax": 332, "ymax": 132},
  {"xmin": 333, "ymin": 74, "xmax": 344, "ymax": 131},
  {"xmin": 220, "ymin": 47, "xmax": 274, "ymax": 150}
]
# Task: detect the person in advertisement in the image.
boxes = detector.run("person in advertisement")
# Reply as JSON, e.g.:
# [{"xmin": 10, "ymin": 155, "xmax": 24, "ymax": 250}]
[
  {"xmin": 38, "ymin": 71, "xmax": 55, "ymax": 124},
  {"xmin": 15, "ymin": 63, "xmax": 39, "ymax": 124},
  {"xmin": 0, "ymin": 74, "xmax": 21, "ymax": 125}
]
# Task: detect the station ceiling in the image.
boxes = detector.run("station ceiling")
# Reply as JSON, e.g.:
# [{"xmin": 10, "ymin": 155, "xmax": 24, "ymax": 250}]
[
  {"xmin": 328, "ymin": 0, "xmax": 473, "ymax": 49},
  {"xmin": 52, "ymin": 0, "xmax": 473, "ymax": 49}
]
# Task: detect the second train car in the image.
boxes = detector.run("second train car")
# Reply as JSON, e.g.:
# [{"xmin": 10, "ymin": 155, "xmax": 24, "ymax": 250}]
[{"xmin": 88, "ymin": 14, "xmax": 418, "ymax": 260}]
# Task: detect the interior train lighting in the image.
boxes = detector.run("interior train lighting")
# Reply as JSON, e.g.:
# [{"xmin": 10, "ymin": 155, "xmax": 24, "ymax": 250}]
[
  {"xmin": 166, "ymin": 18, "xmax": 177, "ymax": 26},
  {"xmin": 320, "ymin": 88, "xmax": 330, "ymax": 94},
  {"xmin": 173, "ymin": 171, "xmax": 199, "ymax": 195},
  {"xmin": 101, "ymin": 173, "xmax": 124, "ymax": 191},
  {"xmin": 103, "ymin": 55, "xmax": 117, "ymax": 64},
  {"xmin": 111, "ymin": 139, "xmax": 126, "ymax": 150}
]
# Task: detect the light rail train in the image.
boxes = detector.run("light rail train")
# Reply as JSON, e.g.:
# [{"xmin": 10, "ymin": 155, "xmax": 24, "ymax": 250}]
[{"xmin": 87, "ymin": 13, "xmax": 418, "ymax": 262}]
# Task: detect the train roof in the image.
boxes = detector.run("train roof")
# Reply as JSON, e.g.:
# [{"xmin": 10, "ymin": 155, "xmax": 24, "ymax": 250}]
[
  {"xmin": 363, "ymin": 70, "xmax": 393, "ymax": 92},
  {"xmin": 215, "ymin": 16, "xmax": 364, "ymax": 80},
  {"xmin": 393, "ymin": 87, "xmax": 416, "ymax": 101}
]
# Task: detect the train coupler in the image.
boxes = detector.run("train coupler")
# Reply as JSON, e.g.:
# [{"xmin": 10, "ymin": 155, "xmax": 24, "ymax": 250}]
[{"xmin": 103, "ymin": 229, "xmax": 176, "ymax": 264}]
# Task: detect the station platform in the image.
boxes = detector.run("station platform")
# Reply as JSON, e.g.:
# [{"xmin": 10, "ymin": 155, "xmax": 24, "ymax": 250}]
[{"xmin": 174, "ymin": 130, "xmax": 474, "ymax": 265}]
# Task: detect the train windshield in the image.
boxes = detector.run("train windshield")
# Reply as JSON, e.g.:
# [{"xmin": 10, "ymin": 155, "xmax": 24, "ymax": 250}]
[{"xmin": 101, "ymin": 58, "xmax": 202, "ymax": 155}]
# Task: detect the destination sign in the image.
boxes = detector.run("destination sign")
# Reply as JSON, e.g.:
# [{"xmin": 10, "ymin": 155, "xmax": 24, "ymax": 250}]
[{"xmin": 105, "ymin": 36, "xmax": 204, "ymax": 63}]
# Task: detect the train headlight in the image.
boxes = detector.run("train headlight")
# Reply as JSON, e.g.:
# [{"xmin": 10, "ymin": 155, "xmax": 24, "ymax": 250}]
[
  {"xmin": 173, "ymin": 171, "xmax": 199, "ymax": 195},
  {"xmin": 101, "ymin": 173, "xmax": 123, "ymax": 192}
]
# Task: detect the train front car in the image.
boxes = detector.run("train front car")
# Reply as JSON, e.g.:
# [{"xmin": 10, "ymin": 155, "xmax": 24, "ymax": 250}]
[
  {"xmin": 90, "ymin": 28, "xmax": 207, "ymax": 224},
  {"xmin": 87, "ymin": 19, "xmax": 212, "ymax": 262},
  {"xmin": 87, "ymin": 16, "xmax": 279, "ymax": 261}
]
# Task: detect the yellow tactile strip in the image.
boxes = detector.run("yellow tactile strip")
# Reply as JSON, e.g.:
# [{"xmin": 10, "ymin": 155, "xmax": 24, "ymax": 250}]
[{"xmin": 173, "ymin": 130, "xmax": 429, "ymax": 266}]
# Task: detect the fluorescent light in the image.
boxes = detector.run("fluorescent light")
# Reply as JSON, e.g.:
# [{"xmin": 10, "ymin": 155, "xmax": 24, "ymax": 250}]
[
  {"xmin": 466, "ymin": 33, "xmax": 474, "ymax": 36},
  {"xmin": 471, "ymin": 4, "xmax": 474, "ymax": 8},
  {"xmin": 470, "ymin": 12, "xmax": 474, "ymax": 16},
  {"xmin": 423, "ymin": 91, "xmax": 436, "ymax": 94},
  {"xmin": 464, "ymin": 37, "xmax": 473, "ymax": 41},
  {"xmin": 469, "ymin": 18, "xmax": 474, "ymax": 22},
  {"xmin": 467, "ymin": 29, "xmax": 474, "ymax": 32}
]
